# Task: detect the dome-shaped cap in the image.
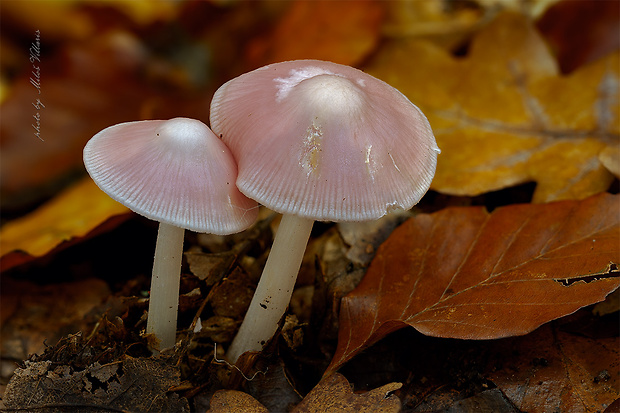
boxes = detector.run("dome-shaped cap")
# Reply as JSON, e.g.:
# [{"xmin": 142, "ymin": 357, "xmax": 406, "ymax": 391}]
[
  {"xmin": 83, "ymin": 117, "xmax": 258, "ymax": 234},
  {"xmin": 210, "ymin": 60, "xmax": 440, "ymax": 222}
]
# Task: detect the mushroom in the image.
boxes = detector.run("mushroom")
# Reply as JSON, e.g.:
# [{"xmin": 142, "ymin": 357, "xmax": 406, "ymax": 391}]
[
  {"xmin": 83, "ymin": 117, "xmax": 258, "ymax": 350},
  {"xmin": 210, "ymin": 60, "xmax": 440, "ymax": 363}
]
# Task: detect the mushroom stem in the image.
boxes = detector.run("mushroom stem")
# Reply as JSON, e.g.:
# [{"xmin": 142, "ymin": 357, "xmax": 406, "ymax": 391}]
[
  {"xmin": 227, "ymin": 214, "xmax": 314, "ymax": 363},
  {"xmin": 146, "ymin": 222, "xmax": 185, "ymax": 350}
]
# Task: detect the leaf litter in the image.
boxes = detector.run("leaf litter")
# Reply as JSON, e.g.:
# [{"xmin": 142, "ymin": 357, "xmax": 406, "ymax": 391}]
[
  {"xmin": 329, "ymin": 193, "xmax": 620, "ymax": 372},
  {"xmin": 367, "ymin": 12, "xmax": 618, "ymax": 203},
  {"xmin": 1, "ymin": 3, "xmax": 619, "ymax": 412}
]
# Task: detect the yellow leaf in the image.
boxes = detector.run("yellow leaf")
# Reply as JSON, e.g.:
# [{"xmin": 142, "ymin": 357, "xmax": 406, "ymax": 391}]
[
  {"xmin": 0, "ymin": 177, "xmax": 129, "ymax": 258},
  {"xmin": 1, "ymin": 1, "xmax": 94, "ymax": 41},
  {"xmin": 382, "ymin": 0, "xmax": 484, "ymax": 49},
  {"xmin": 366, "ymin": 12, "xmax": 618, "ymax": 203},
  {"xmin": 381, "ymin": 0, "xmax": 558, "ymax": 50},
  {"xmin": 2, "ymin": 0, "xmax": 180, "ymax": 41},
  {"xmin": 90, "ymin": 0, "xmax": 181, "ymax": 25},
  {"xmin": 600, "ymin": 145, "xmax": 620, "ymax": 178}
]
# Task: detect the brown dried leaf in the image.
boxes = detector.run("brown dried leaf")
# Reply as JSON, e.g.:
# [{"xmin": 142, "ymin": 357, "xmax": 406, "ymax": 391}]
[
  {"xmin": 291, "ymin": 373, "xmax": 401, "ymax": 413},
  {"xmin": 246, "ymin": 358, "xmax": 302, "ymax": 412},
  {"xmin": 537, "ymin": 0, "xmax": 620, "ymax": 73},
  {"xmin": 186, "ymin": 250, "xmax": 236, "ymax": 286},
  {"xmin": 338, "ymin": 210, "xmax": 411, "ymax": 266},
  {"xmin": 208, "ymin": 390, "xmax": 269, "ymax": 413},
  {"xmin": 209, "ymin": 267, "xmax": 254, "ymax": 319},
  {"xmin": 367, "ymin": 12, "xmax": 618, "ymax": 203},
  {"xmin": 489, "ymin": 325, "xmax": 619, "ymax": 412},
  {"xmin": 328, "ymin": 193, "xmax": 620, "ymax": 372},
  {"xmin": 196, "ymin": 316, "xmax": 237, "ymax": 343},
  {"xmin": 1, "ymin": 278, "xmax": 111, "ymax": 361},
  {"xmin": 208, "ymin": 373, "xmax": 400, "ymax": 412},
  {"xmin": 3, "ymin": 357, "xmax": 189, "ymax": 412}
]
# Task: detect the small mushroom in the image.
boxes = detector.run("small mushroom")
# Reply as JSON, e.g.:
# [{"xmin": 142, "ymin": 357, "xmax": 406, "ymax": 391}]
[
  {"xmin": 210, "ymin": 60, "xmax": 440, "ymax": 362},
  {"xmin": 83, "ymin": 117, "xmax": 258, "ymax": 350}
]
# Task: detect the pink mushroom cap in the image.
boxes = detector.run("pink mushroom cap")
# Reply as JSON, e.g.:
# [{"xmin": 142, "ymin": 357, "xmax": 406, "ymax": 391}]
[
  {"xmin": 83, "ymin": 117, "xmax": 258, "ymax": 234},
  {"xmin": 210, "ymin": 60, "xmax": 440, "ymax": 222}
]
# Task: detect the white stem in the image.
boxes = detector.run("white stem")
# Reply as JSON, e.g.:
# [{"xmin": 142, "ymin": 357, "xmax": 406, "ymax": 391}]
[
  {"xmin": 146, "ymin": 222, "xmax": 185, "ymax": 350},
  {"xmin": 227, "ymin": 214, "xmax": 314, "ymax": 363}
]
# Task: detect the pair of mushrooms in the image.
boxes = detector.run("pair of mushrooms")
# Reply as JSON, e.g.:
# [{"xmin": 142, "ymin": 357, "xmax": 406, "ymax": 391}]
[{"xmin": 83, "ymin": 60, "xmax": 439, "ymax": 363}]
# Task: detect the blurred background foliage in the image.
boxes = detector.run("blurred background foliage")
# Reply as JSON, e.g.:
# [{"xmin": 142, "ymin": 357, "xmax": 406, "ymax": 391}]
[
  {"xmin": 0, "ymin": 2, "xmax": 559, "ymax": 206},
  {"xmin": 0, "ymin": 0, "xmax": 617, "ymax": 218}
]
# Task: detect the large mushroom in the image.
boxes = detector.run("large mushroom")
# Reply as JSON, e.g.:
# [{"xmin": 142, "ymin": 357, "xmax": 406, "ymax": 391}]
[
  {"xmin": 210, "ymin": 60, "xmax": 440, "ymax": 363},
  {"xmin": 83, "ymin": 117, "xmax": 258, "ymax": 350}
]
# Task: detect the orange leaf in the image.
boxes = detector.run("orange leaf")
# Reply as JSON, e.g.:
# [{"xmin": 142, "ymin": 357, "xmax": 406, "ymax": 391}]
[
  {"xmin": 246, "ymin": 0, "xmax": 384, "ymax": 67},
  {"xmin": 366, "ymin": 12, "xmax": 618, "ymax": 202},
  {"xmin": 0, "ymin": 177, "xmax": 129, "ymax": 269},
  {"xmin": 327, "ymin": 193, "xmax": 620, "ymax": 373}
]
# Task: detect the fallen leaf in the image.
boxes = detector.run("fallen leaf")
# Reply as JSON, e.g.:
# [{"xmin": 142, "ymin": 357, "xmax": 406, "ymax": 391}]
[
  {"xmin": 381, "ymin": 0, "xmax": 484, "ymax": 49},
  {"xmin": 489, "ymin": 324, "xmax": 619, "ymax": 413},
  {"xmin": 246, "ymin": 358, "xmax": 303, "ymax": 412},
  {"xmin": 3, "ymin": 356, "xmax": 190, "ymax": 412},
  {"xmin": 209, "ymin": 266, "xmax": 255, "ymax": 319},
  {"xmin": 374, "ymin": 0, "xmax": 557, "ymax": 50},
  {"xmin": 599, "ymin": 145, "xmax": 620, "ymax": 178},
  {"xmin": 1, "ymin": 278, "xmax": 111, "ymax": 365},
  {"xmin": 606, "ymin": 399, "xmax": 620, "ymax": 413},
  {"xmin": 593, "ymin": 288, "xmax": 620, "ymax": 317},
  {"xmin": 314, "ymin": 228, "xmax": 368, "ymax": 343},
  {"xmin": 291, "ymin": 372, "xmax": 401, "ymax": 413},
  {"xmin": 380, "ymin": 0, "xmax": 558, "ymax": 52},
  {"xmin": 186, "ymin": 250, "xmax": 237, "ymax": 285},
  {"xmin": 0, "ymin": 177, "xmax": 130, "ymax": 269},
  {"xmin": 207, "ymin": 373, "xmax": 400, "ymax": 412},
  {"xmin": 208, "ymin": 390, "xmax": 269, "ymax": 413},
  {"xmin": 338, "ymin": 210, "xmax": 411, "ymax": 266},
  {"xmin": 245, "ymin": 0, "xmax": 384, "ymax": 67},
  {"xmin": 435, "ymin": 388, "xmax": 519, "ymax": 413},
  {"xmin": 366, "ymin": 12, "xmax": 618, "ymax": 203},
  {"xmin": 328, "ymin": 193, "xmax": 619, "ymax": 372},
  {"xmin": 536, "ymin": 0, "xmax": 620, "ymax": 74},
  {"xmin": 196, "ymin": 316, "xmax": 237, "ymax": 343}
]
